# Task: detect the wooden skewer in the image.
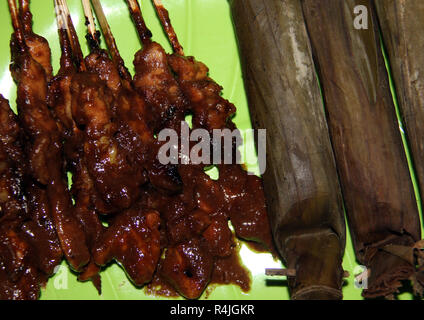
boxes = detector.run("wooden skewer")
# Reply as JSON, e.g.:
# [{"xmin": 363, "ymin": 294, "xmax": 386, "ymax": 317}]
[
  {"xmin": 54, "ymin": 0, "xmax": 66, "ymax": 30},
  {"xmin": 265, "ymin": 268, "xmax": 296, "ymax": 277},
  {"xmin": 265, "ymin": 268, "xmax": 350, "ymax": 278},
  {"xmin": 18, "ymin": 0, "xmax": 32, "ymax": 34},
  {"xmin": 54, "ymin": 0, "xmax": 75, "ymax": 71},
  {"xmin": 59, "ymin": 0, "xmax": 86, "ymax": 71},
  {"xmin": 90, "ymin": 0, "xmax": 132, "ymax": 81},
  {"xmin": 81, "ymin": 0, "xmax": 100, "ymax": 49},
  {"xmin": 125, "ymin": 0, "xmax": 152, "ymax": 45},
  {"xmin": 58, "ymin": 0, "xmax": 72, "ymax": 43},
  {"xmin": 152, "ymin": 0, "xmax": 184, "ymax": 56},
  {"xmin": 7, "ymin": 0, "xmax": 25, "ymax": 46}
]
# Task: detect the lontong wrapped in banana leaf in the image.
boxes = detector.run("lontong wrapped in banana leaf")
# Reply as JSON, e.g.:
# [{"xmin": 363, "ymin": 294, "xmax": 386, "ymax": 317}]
[
  {"xmin": 231, "ymin": 0, "xmax": 346, "ymax": 300},
  {"xmin": 302, "ymin": 0, "xmax": 423, "ymax": 298},
  {"xmin": 374, "ymin": 3, "xmax": 424, "ymax": 189}
]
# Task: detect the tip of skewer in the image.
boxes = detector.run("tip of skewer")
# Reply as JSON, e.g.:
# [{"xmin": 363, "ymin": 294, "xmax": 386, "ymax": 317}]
[
  {"xmin": 82, "ymin": 0, "xmax": 100, "ymax": 49},
  {"xmin": 265, "ymin": 268, "xmax": 350, "ymax": 278},
  {"xmin": 151, "ymin": 0, "xmax": 184, "ymax": 56},
  {"xmin": 7, "ymin": 0, "xmax": 25, "ymax": 44},
  {"xmin": 85, "ymin": 31, "xmax": 101, "ymax": 49},
  {"xmin": 265, "ymin": 268, "xmax": 296, "ymax": 277}
]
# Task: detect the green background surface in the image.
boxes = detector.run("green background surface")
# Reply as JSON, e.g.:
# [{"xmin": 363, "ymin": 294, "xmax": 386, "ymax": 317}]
[{"xmin": 0, "ymin": 0, "xmax": 418, "ymax": 300}]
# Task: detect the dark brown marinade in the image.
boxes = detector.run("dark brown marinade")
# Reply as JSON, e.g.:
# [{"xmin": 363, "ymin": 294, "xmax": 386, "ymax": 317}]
[
  {"xmin": 137, "ymin": 162, "xmax": 267, "ymax": 298},
  {"xmin": 0, "ymin": 94, "xmax": 61, "ymax": 300},
  {"xmin": 211, "ymin": 248, "xmax": 251, "ymax": 293},
  {"xmin": 128, "ymin": 1, "xmax": 275, "ymax": 299},
  {"xmin": 9, "ymin": 0, "xmax": 90, "ymax": 274},
  {"xmin": 0, "ymin": 0, "xmax": 275, "ymax": 300}
]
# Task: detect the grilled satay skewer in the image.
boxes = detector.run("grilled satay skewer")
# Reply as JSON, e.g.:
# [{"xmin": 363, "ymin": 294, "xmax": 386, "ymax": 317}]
[
  {"xmin": 89, "ymin": 0, "xmax": 185, "ymax": 193},
  {"xmin": 8, "ymin": 0, "xmax": 90, "ymax": 273},
  {"xmin": 122, "ymin": 1, "xmax": 238, "ymax": 299},
  {"xmin": 85, "ymin": 0, "xmax": 181, "ymax": 194},
  {"xmin": 48, "ymin": 0, "xmax": 104, "ymax": 291},
  {"xmin": 126, "ymin": 0, "xmax": 188, "ymax": 133},
  {"xmin": 302, "ymin": 0, "xmax": 422, "ymax": 299},
  {"xmin": 1, "ymin": 3, "xmax": 63, "ymax": 298},
  {"xmin": 150, "ymin": 0, "xmax": 275, "ymax": 251},
  {"xmin": 84, "ymin": 0, "xmax": 168, "ymax": 288},
  {"xmin": 17, "ymin": 0, "xmax": 53, "ymax": 80},
  {"xmin": 56, "ymin": 0, "xmax": 144, "ymax": 213},
  {"xmin": 128, "ymin": 0, "xmax": 274, "ymax": 296},
  {"xmin": 84, "ymin": 0, "xmax": 181, "ymax": 287},
  {"xmin": 52, "ymin": 0, "xmax": 161, "ymax": 288},
  {"xmin": 151, "ymin": 0, "xmax": 235, "ymax": 133}
]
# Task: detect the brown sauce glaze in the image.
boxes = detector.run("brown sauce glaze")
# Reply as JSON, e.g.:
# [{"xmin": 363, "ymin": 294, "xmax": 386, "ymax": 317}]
[{"xmin": 1, "ymin": 1, "xmax": 275, "ymax": 300}]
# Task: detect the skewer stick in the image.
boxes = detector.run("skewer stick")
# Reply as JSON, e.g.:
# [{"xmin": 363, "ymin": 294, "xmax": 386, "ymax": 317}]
[
  {"xmin": 265, "ymin": 268, "xmax": 296, "ymax": 277},
  {"xmin": 125, "ymin": 0, "xmax": 152, "ymax": 45},
  {"xmin": 265, "ymin": 268, "xmax": 350, "ymax": 278},
  {"xmin": 90, "ymin": 0, "xmax": 131, "ymax": 80},
  {"xmin": 54, "ymin": 0, "xmax": 74, "ymax": 70},
  {"xmin": 59, "ymin": 0, "xmax": 86, "ymax": 71},
  {"xmin": 18, "ymin": 0, "xmax": 32, "ymax": 34},
  {"xmin": 54, "ymin": 0, "xmax": 65, "ymax": 30},
  {"xmin": 7, "ymin": 0, "xmax": 25, "ymax": 46},
  {"xmin": 81, "ymin": 0, "xmax": 100, "ymax": 50},
  {"xmin": 152, "ymin": 0, "xmax": 184, "ymax": 56}
]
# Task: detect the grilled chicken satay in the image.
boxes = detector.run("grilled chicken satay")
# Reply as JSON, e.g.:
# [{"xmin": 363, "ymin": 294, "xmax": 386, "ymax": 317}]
[
  {"xmin": 125, "ymin": 0, "xmax": 265, "ymax": 298},
  {"xmin": 17, "ymin": 0, "xmax": 52, "ymax": 81},
  {"xmin": 56, "ymin": 5, "xmax": 143, "ymax": 213},
  {"xmin": 50, "ymin": 0, "xmax": 162, "ymax": 287},
  {"xmin": 48, "ymin": 0, "xmax": 104, "ymax": 290},
  {"xmin": 127, "ymin": 0, "xmax": 189, "ymax": 134},
  {"xmin": 78, "ymin": 48, "xmax": 159, "ymax": 286},
  {"xmin": 85, "ymin": 0, "xmax": 181, "ymax": 194},
  {"xmin": 152, "ymin": 0, "xmax": 235, "ymax": 133},
  {"xmin": 124, "ymin": 0, "xmax": 222, "ymax": 298},
  {"xmin": 8, "ymin": 0, "xmax": 90, "ymax": 273},
  {"xmin": 151, "ymin": 0, "xmax": 274, "ymax": 252},
  {"xmin": 80, "ymin": 0, "xmax": 169, "ymax": 287}
]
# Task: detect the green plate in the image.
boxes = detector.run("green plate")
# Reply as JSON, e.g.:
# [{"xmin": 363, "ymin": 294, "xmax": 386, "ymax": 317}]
[{"xmin": 0, "ymin": 0, "xmax": 415, "ymax": 300}]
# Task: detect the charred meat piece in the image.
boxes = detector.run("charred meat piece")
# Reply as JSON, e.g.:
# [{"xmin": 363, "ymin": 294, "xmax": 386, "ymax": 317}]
[
  {"xmin": 93, "ymin": 208, "xmax": 161, "ymax": 286},
  {"xmin": 159, "ymin": 238, "xmax": 213, "ymax": 299},
  {"xmin": 133, "ymin": 41, "xmax": 188, "ymax": 133},
  {"xmin": 70, "ymin": 72, "xmax": 143, "ymax": 212},
  {"xmin": 168, "ymin": 55, "xmax": 236, "ymax": 132}
]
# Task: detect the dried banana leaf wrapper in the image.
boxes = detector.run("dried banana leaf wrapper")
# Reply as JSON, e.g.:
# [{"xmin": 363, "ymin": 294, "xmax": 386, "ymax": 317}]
[
  {"xmin": 231, "ymin": 0, "xmax": 346, "ymax": 300},
  {"xmin": 302, "ymin": 0, "xmax": 422, "ymax": 298},
  {"xmin": 375, "ymin": 1, "xmax": 424, "ymax": 221}
]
